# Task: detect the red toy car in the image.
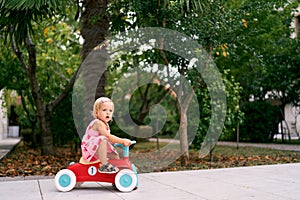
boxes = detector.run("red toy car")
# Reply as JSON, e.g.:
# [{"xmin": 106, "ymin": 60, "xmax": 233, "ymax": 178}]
[{"xmin": 55, "ymin": 141, "xmax": 138, "ymax": 192}]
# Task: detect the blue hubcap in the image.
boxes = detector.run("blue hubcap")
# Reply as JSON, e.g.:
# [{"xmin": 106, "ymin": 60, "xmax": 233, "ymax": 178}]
[
  {"xmin": 59, "ymin": 174, "xmax": 71, "ymax": 187},
  {"xmin": 120, "ymin": 174, "xmax": 132, "ymax": 188}
]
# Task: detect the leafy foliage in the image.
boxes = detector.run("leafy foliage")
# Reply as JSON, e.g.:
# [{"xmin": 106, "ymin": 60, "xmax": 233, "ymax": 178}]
[
  {"xmin": 0, "ymin": 44, "xmax": 28, "ymax": 91},
  {"xmin": 213, "ymin": 0, "xmax": 300, "ymax": 142},
  {"xmin": 240, "ymin": 101, "xmax": 281, "ymax": 142},
  {"xmin": 34, "ymin": 17, "xmax": 81, "ymax": 103},
  {"xmin": 108, "ymin": 0, "xmax": 243, "ymax": 148},
  {"xmin": 51, "ymin": 91, "xmax": 79, "ymax": 147},
  {"xmin": 0, "ymin": 1, "xmax": 81, "ymax": 151},
  {"xmin": 0, "ymin": 12, "xmax": 81, "ymax": 122},
  {"xmin": 1, "ymin": 0, "xmax": 300, "ymax": 153},
  {"xmin": 0, "ymin": 0, "xmax": 73, "ymax": 44}
]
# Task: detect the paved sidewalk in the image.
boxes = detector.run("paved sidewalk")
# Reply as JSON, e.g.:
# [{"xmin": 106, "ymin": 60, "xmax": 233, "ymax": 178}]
[
  {"xmin": 0, "ymin": 138, "xmax": 300, "ymax": 199},
  {"xmin": 0, "ymin": 137, "xmax": 21, "ymax": 160},
  {"xmin": 0, "ymin": 163, "xmax": 299, "ymax": 200}
]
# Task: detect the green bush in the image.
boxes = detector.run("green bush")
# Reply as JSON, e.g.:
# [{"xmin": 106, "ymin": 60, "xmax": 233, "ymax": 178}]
[
  {"xmin": 239, "ymin": 101, "xmax": 280, "ymax": 142},
  {"xmin": 52, "ymin": 92, "xmax": 80, "ymax": 147}
]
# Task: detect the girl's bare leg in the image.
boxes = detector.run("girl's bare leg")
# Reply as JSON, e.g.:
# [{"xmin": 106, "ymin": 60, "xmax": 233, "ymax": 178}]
[
  {"xmin": 97, "ymin": 140, "xmax": 108, "ymax": 164},
  {"xmin": 97, "ymin": 140, "xmax": 119, "ymax": 172}
]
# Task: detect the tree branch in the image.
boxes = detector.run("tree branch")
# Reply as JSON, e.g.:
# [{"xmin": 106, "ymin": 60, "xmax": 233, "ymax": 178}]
[
  {"xmin": 47, "ymin": 65, "xmax": 81, "ymax": 113},
  {"xmin": 19, "ymin": 90, "xmax": 37, "ymax": 123},
  {"xmin": 24, "ymin": 30, "xmax": 37, "ymax": 74},
  {"xmin": 9, "ymin": 28, "xmax": 29, "ymax": 76}
]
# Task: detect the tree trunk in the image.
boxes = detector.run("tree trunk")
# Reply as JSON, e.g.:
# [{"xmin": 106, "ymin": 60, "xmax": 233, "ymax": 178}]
[
  {"xmin": 177, "ymin": 75, "xmax": 195, "ymax": 166},
  {"xmin": 43, "ymin": 109, "xmax": 55, "ymax": 154},
  {"xmin": 179, "ymin": 111, "xmax": 189, "ymax": 166},
  {"xmin": 30, "ymin": 81, "xmax": 54, "ymax": 155},
  {"xmin": 20, "ymin": 92, "xmax": 38, "ymax": 148},
  {"xmin": 25, "ymin": 34, "xmax": 55, "ymax": 155},
  {"xmin": 80, "ymin": 0, "xmax": 110, "ymax": 127}
]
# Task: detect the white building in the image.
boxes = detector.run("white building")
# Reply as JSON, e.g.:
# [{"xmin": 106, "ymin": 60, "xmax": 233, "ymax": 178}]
[
  {"xmin": 291, "ymin": 5, "xmax": 300, "ymax": 38},
  {"xmin": 279, "ymin": 104, "xmax": 300, "ymax": 139}
]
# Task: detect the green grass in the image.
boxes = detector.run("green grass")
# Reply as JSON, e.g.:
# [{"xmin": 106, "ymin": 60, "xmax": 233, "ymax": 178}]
[
  {"xmin": 133, "ymin": 141, "xmax": 165, "ymax": 150},
  {"xmin": 212, "ymin": 145, "xmax": 299, "ymax": 157}
]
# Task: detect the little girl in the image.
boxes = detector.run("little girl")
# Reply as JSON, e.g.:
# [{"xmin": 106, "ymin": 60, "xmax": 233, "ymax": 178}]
[{"xmin": 81, "ymin": 97, "xmax": 132, "ymax": 173}]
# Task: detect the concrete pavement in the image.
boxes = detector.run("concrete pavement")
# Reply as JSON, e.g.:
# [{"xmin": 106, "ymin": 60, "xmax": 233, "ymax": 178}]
[
  {"xmin": 1, "ymin": 138, "xmax": 300, "ymax": 199},
  {"xmin": 0, "ymin": 163, "xmax": 300, "ymax": 200},
  {"xmin": 0, "ymin": 137, "xmax": 21, "ymax": 160}
]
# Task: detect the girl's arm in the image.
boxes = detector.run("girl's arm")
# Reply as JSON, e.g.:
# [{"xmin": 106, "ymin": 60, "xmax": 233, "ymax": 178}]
[
  {"xmin": 109, "ymin": 134, "xmax": 131, "ymax": 146},
  {"xmin": 93, "ymin": 120, "xmax": 131, "ymax": 146}
]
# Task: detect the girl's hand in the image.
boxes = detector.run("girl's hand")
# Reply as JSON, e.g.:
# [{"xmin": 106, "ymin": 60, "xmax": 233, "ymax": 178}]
[{"xmin": 122, "ymin": 139, "xmax": 132, "ymax": 147}]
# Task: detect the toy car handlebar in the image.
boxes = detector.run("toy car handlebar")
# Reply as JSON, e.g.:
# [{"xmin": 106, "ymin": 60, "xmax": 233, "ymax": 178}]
[
  {"xmin": 114, "ymin": 140, "xmax": 136, "ymax": 157},
  {"xmin": 114, "ymin": 140, "xmax": 136, "ymax": 147}
]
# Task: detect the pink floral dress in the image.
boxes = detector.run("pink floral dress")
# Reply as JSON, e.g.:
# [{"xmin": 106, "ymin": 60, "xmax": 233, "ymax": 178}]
[{"xmin": 81, "ymin": 119, "xmax": 118, "ymax": 162}]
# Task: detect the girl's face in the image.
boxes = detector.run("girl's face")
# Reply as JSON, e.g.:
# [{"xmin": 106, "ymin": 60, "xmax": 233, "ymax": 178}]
[{"xmin": 96, "ymin": 102, "xmax": 114, "ymax": 123}]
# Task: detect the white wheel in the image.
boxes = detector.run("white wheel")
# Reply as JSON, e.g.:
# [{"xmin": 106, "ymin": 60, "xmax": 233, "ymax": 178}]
[
  {"xmin": 114, "ymin": 169, "xmax": 137, "ymax": 192},
  {"xmin": 55, "ymin": 169, "xmax": 76, "ymax": 192}
]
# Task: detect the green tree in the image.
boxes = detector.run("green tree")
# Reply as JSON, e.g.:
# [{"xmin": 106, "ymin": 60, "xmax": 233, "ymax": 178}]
[
  {"xmin": 0, "ymin": 1, "xmax": 81, "ymax": 154},
  {"xmin": 214, "ymin": 0, "xmax": 300, "ymax": 142},
  {"xmin": 261, "ymin": 38, "xmax": 300, "ymax": 141},
  {"xmin": 107, "ymin": 0, "xmax": 241, "ymax": 165}
]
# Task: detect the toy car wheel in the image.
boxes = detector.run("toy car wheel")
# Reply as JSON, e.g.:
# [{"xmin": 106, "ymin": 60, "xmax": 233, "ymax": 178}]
[
  {"xmin": 114, "ymin": 169, "xmax": 137, "ymax": 192},
  {"xmin": 55, "ymin": 169, "xmax": 76, "ymax": 192}
]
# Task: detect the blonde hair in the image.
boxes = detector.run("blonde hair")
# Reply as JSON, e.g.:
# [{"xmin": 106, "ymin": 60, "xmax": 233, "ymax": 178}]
[{"xmin": 92, "ymin": 97, "xmax": 114, "ymax": 118}]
